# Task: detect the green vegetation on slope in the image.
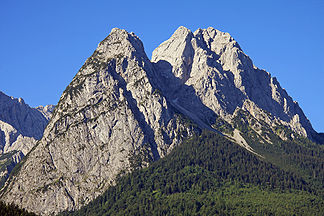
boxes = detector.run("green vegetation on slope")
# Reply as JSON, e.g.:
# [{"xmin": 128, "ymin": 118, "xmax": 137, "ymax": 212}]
[
  {"xmin": 61, "ymin": 131, "xmax": 324, "ymax": 216},
  {"xmin": 0, "ymin": 200, "xmax": 37, "ymax": 216},
  {"xmin": 233, "ymin": 109, "xmax": 324, "ymax": 189},
  {"xmin": 0, "ymin": 151, "xmax": 19, "ymax": 189}
]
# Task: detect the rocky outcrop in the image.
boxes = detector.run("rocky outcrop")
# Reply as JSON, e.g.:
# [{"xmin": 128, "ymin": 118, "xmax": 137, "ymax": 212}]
[
  {"xmin": 0, "ymin": 92, "xmax": 48, "ymax": 141},
  {"xmin": 1, "ymin": 27, "xmax": 321, "ymax": 215},
  {"xmin": 0, "ymin": 92, "xmax": 54, "ymax": 155},
  {"xmin": 36, "ymin": 105, "xmax": 55, "ymax": 121},
  {"xmin": 0, "ymin": 151, "xmax": 24, "ymax": 188},
  {"xmin": 0, "ymin": 92, "xmax": 54, "ymax": 190},
  {"xmin": 0, "ymin": 28, "xmax": 199, "ymax": 215},
  {"xmin": 152, "ymin": 26, "xmax": 316, "ymax": 139}
]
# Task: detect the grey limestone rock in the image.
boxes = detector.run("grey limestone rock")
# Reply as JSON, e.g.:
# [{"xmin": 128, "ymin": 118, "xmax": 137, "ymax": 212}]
[
  {"xmin": 0, "ymin": 28, "xmax": 199, "ymax": 215},
  {"xmin": 0, "ymin": 92, "xmax": 54, "ymax": 190},
  {"xmin": 0, "ymin": 150, "xmax": 24, "ymax": 188},
  {"xmin": 0, "ymin": 92, "xmax": 48, "ymax": 141},
  {"xmin": 36, "ymin": 105, "xmax": 55, "ymax": 121},
  {"xmin": 0, "ymin": 92, "xmax": 54, "ymax": 156},
  {"xmin": 1, "ymin": 26, "xmax": 321, "ymax": 215},
  {"xmin": 152, "ymin": 26, "xmax": 316, "ymax": 139}
]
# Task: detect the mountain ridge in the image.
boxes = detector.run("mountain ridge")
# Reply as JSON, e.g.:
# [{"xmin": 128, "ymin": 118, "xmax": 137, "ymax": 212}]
[
  {"xmin": 1, "ymin": 26, "xmax": 322, "ymax": 215},
  {"xmin": 0, "ymin": 28, "xmax": 200, "ymax": 215},
  {"xmin": 152, "ymin": 26, "xmax": 317, "ymax": 139},
  {"xmin": 0, "ymin": 91, "xmax": 54, "ymax": 155},
  {"xmin": 0, "ymin": 91, "xmax": 54, "ymax": 190}
]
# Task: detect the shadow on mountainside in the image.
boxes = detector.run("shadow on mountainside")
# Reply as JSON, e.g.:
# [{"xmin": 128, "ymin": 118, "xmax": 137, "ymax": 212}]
[
  {"xmin": 108, "ymin": 59, "xmax": 160, "ymax": 160},
  {"xmin": 151, "ymin": 60, "xmax": 222, "ymax": 134}
]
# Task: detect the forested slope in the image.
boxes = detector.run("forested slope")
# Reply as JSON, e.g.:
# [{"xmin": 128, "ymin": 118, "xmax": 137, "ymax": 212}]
[{"xmin": 61, "ymin": 131, "xmax": 324, "ymax": 215}]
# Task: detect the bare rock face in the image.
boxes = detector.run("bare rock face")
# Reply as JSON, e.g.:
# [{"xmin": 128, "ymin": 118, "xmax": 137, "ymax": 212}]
[
  {"xmin": 0, "ymin": 119, "xmax": 38, "ymax": 157},
  {"xmin": 1, "ymin": 27, "xmax": 321, "ymax": 215},
  {"xmin": 36, "ymin": 105, "xmax": 55, "ymax": 121},
  {"xmin": 0, "ymin": 92, "xmax": 48, "ymax": 141},
  {"xmin": 0, "ymin": 92, "xmax": 53, "ymax": 155},
  {"xmin": 152, "ymin": 26, "xmax": 315, "ymax": 139},
  {"xmin": 0, "ymin": 151, "xmax": 24, "ymax": 188},
  {"xmin": 0, "ymin": 28, "xmax": 198, "ymax": 215},
  {"xmin": 0, "ymin": 92, "xmax": 54, "ymax": 189}
]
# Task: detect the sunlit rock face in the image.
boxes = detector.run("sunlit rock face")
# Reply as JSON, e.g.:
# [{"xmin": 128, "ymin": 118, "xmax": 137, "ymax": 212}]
[
  {"xmin": 1, "ymin": 26, "xmax": 319, "ymax": 215},
  {"xmin": 152, "ymin": 26, "xmax": 313, "ymax": 138}
]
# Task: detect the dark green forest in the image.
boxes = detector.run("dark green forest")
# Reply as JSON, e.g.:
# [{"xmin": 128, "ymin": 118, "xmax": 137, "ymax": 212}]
[
  {"xmin": 61, "ymin": 131, "xmax": 324, "ymax": 216},
  {"xmin": 0, "ymin": 200, "xmax": 37, "ymax": 216},
  {"xmin": 233, "ymin": 109, "xmax": 324, "ymax": 188}
]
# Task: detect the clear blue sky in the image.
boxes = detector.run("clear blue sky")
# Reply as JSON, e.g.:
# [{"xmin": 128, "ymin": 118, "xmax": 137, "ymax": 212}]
[{"xmin": 1, "ymin": 0, "xmax": 323, "ymax": 132}]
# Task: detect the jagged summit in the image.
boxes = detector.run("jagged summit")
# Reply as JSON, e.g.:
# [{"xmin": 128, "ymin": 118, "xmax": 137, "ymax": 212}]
[
  {"xmin": 0, "ymin": 91, "xmax": 48, "ymax": 140},
  {"xmin": 152, "ymin": 26, "xmax": 315, "ymax": 139},
  {"xmin": 1, "ymin": 27, "xmax": 322, "ymax": 215},
  {"xmin": 1, "ymin": 27, "xmax": 199, "ymax": 215},
  {"xmin": 0, "ymin": 91, "xmax": 54, "ymax": 190},
  {"xmin": 0, "ymin": 91, "xmax": 54, "ymax": 156},
  {"xmin": 170, "ymin": 26, "xmax": 193, "ymax": 38},
  {"xmin": 95, "ymin": 27, "xmax": 148, "ymax": 62}
]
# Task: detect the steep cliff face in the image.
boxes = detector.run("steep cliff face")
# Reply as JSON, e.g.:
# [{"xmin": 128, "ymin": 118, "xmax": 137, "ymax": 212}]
[
  {"xmin": 0, "ymin": 92, "xmax": 48, "ymax": 141},
  {"xmin": 0, "ymin": 92, "xmax": 53, "ymax": 155},
  {"xmin": 0, "ymin": 28, "xmax": 198, "ymax": 215},
  {"xmin": 0, "ymin": 92, "xmax": 53, "ymax": 189},
  {"xmin": 152, "ymin": 26, "xmax": 314, "ymax": 139},
  {"xmin": 1, "ymin": 27, "xmax": 321, "ymax": 215}
]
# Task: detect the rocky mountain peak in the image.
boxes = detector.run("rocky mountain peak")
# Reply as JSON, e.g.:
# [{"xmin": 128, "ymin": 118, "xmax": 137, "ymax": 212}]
[
  {"xmin": 94, "ymin": 27, "xmax": 148, "ymax": 65},
  {"xmin": 0, "ymin": 92, "xmax": 54, "ymax": 189},
  {"xmin": 171, "ymin": 26, "xmax": 193, "ymax": 38},
  {"xmin": 1, "ymin": 26, "xmax": 321, "ymax": 215},
  {"xmin": 0, "ymin": 91, "xmax": 54, "ymax": 155},
  {"xmin": 0, "ymin": 27, "xmax": 201, "ymax": 215},
  {"xmin": 152, "ymin": 26, "xmax": 315, "ymax": 138},
  {"xmin": 0, "ymin": 91, "xmax": 48, "ymax": 140},
  {"xmin": 152, "ymin": 26, "xmax": 194, "ymax": 84},
  {"xmin": 193, "ymin": 27, "xmax": 240, "ymax": 54}
]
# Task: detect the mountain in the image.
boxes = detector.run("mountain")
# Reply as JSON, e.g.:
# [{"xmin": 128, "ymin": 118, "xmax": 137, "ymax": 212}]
[
  {"xmin": 1, "ymin": 27, "xmax": 323, "ymax": 215},
  {"xmin": 152, "ymin": 26, "xmax": 319, "ymax": 141},
  {"xmin": 0, "ymin": 92, "xmax": 54, "ymax": 188},
  {"xmin": 0, "ymin": 91, "xmax": 49, "ymax": 155},
  {"xmin": 0, "ymin": 28, "xmax": 200, "ymax": 215}
]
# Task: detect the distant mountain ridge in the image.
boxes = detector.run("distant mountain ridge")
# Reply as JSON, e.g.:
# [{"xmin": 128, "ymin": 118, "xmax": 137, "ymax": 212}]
[
  {"xmin": 0, "ymin": 91, "xmax": 53, "ymax": 154},
  {"xmin": 1, "ymin": 27, "xmax": 322, "ymax": 215},
  {"xmin": 0, "ymin": 91, "xmax": 54, "ymax": 189}
]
